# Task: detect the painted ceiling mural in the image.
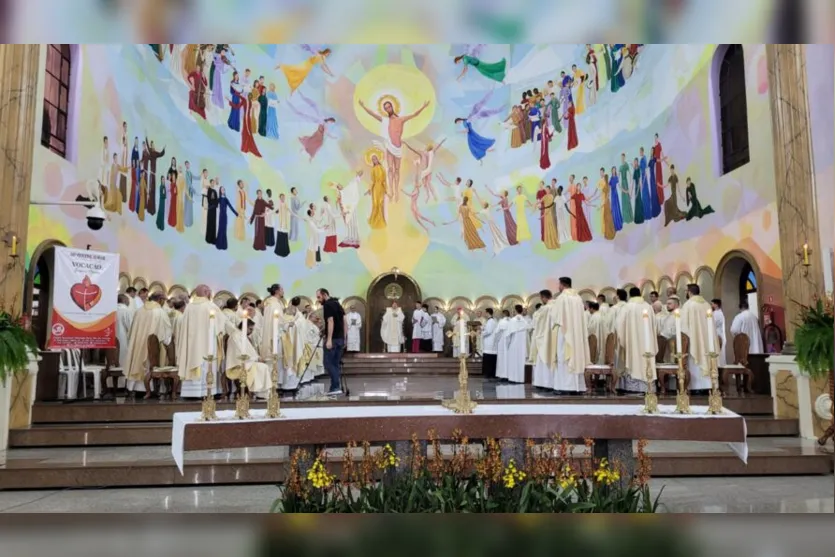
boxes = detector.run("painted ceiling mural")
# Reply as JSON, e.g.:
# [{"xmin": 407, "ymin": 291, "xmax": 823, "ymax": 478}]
[{"xmin": 28, "ymin": 44, "xmax": 779, "ymax": 299}]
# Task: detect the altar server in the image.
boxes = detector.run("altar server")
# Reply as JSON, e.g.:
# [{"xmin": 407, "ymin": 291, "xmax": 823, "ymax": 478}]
[
  {"xmin": 431, "ymin": 306, "xmax": 447, "ymax": 352},
  {"xmin": 710, "ymin": 299, "xmax": 727, "ymax": 365},
  {"xmin": 495, "ymin": 310, "xmax": 511, "ymax": 380},
  {"xmin": 346, "ymin": 305, "xmax": 362, "ymax": 352},
  {"xmin": 420, "ymin": 303, "xmax": 433, "ymax": 352},
  {"xmin": 730, "ymin": 300, "xmax": 763, "ymax": 354},
  {"xmin": 503, "ymin": 305, "xmax": 529, "ymax": 384}
]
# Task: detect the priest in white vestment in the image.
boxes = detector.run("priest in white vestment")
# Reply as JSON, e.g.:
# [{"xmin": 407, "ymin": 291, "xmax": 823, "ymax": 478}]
[
  {"xmin": 306, "ymin": 314, "xmax": 325, "ymax": 377},
  {"xmin": 504, "ymin": 305, "xmax": 529, "ymax": 384},
  {"xmin": 495, "ymin": 310, "xmax": 510, "ymax": 380},
  {"xmin": 116, "ymin": 294, "xmax": 134, "ymax": 371},
  {"xmin": 420, "ymin": 303, "xmax": 434, "ymax": 352},
  {"xmin": 431, "ymin": 307, "xmax": 446, "ymax": 352},
  {"xmin": 710, "ymin": 299, "xmax": 728, "ymax": 365},
  {"xmin": 170, "ymin": 297, "xmax": 187, "ymax": 350},
  {"xmin": 596, "ymin": 294, "xmax": 612, "ymax": 335},
  {"xmin": 679, "ymin": 284, "xmax": 720, "ymax": 391},
  {"xmin": 224, "ymin": 319, "xmax": 273, "ymax": 398},
  {"xmin": 451, "ymin": 309, "xmax": 470, "ymax": 357},
  {"xmin": 124, "ymin": 292, "xmax": 172, "ymax": 397},
  {"xmin": 278, "ymin": 297, "xmax": 309, "ymax": 389},
  {"xmin": 586, "ymin": 302, "xmax": 606, "ymax": 365},
  {"xmin": 610, "ymin": 289, "xmax": 629, "ymax": 378},
  {"xmin": 730, "ymin": 300, "xmax": 764, "ymax": 354},
  {"xmin": 381, "ymin": 304, "xmax": 405, "ymax": 352},
  {"xmin": 176, "ymin": 285, "xmax": 229, "ymax": 398},
  {"xmin": 530, "ymin": 301, "xmax": 554, "ymax": 388},
  {"xmin": 550, "ymin": 278, "xmax": 591, "ymax": 392},
  {"xmin": 346, "ymin": 306, "xmax": 362, "ymax": 352},
  {"xmin": 259, "ymin": 285, "xmax": 287, "ymax": 360},
  {"xmin": 615, "ymin": 288, "xmax": 658, "ymax": 393},
  {"xmin": 410, "ymin": 303, "xmax": 428, "ymax": 353}
]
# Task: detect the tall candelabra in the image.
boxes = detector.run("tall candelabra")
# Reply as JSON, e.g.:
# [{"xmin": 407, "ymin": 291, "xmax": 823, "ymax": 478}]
[
  {"xmin": 235, "ymin": 354, "xmax": 252, "ymax": 419},
  {"xmin": 265, "ymin": 353, "xmax": 282, "ymax": 418},
  {"xmin": 642, "ymin": 352, "xmax": 658, "ymax": 414},
  {"xmin": 706, "ymin": 351, "xmax": 724, "ymax": 415},
  {"xmin": 673, "ymin": 352, "xmax": 691, "ymax": 414},
  {"xmin": 442, "ymin": 353, "xmax": 478, "ymax": 414},
  {"xmin": 199, "ymin": 354, "xmax": 217, "ymax": 421}
]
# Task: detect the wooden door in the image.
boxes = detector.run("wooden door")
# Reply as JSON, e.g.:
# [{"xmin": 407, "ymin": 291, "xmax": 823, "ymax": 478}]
[{"xmin": 366, "ymin": 273, "xmax": 421, "ymax": 352}]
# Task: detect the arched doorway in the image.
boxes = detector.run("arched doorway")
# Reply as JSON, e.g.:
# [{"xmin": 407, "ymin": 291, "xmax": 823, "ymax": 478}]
[
  {"xmin": 24, "ymin": 239, "xmax": 66, "ymax": 349},
  {"xmin": 714, "ymin": 250, "xmax": 764, "ymax": 360},
  {"xmin": 365, "ymin": 272, "xmax": 422, "ymax": 353}
]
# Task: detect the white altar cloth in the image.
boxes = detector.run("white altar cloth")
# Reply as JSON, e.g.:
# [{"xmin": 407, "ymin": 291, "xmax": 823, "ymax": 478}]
[{"xmin": 172, "ymin": 404, "xmax": 748, "ymax": 474}]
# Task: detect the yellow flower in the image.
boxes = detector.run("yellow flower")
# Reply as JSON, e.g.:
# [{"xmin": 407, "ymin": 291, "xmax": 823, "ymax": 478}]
[
  {"xmin": 377, "ymin": 444, "xmax": 401, "ymax": 470},
  {"xmin": 306, "ymin": 459, "xmax": 334, "ymax": 489},
  {"xmin": 502, "ymin": 459, "xmax": 526, "ymax": 488}
]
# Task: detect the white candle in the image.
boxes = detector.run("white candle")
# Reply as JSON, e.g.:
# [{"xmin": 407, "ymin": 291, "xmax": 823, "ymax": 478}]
[
  {"xmin": 272, "ymin": 309, "xmax": 280, "ymax": 355},
  {"xmin": 458, "ymin": 310, "xmax": 466, "ymax": 352},
  {"xmin": 674, "ymin": 309, "xmax": 682, "ymax": 354},
  {"xmin": 240, "ymin": 310, "xmax": 247, "ymax": 352},
  {"xmin": 208, "ymin": 311, "xmax": 216, "ymax": 357},
  {"xmin": 706, "ymin": 309, "xmax": 716, "ymax": 353},
  {"xmin": 642, "ymin": 309, "xmax": 652, "ymax": 354}
]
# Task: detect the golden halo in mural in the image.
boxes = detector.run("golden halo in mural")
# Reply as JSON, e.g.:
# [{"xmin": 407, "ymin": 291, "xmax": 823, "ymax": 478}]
[
  {"xmin": 377, "ymin": 94, "xmax": 401, "ymax": 115},
  {"xmin": 384, "ymin": 283, "xmax": 403, "ymax": 300},
  {"xmin": 364, "ymin": 146, "xmax": 385, "ymax": 166}
]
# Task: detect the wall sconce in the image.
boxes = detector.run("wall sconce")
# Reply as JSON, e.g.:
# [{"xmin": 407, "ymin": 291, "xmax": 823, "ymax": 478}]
[
  {"xmin": 797, "ymin": 242, "xmax": 812, "ymax": 276},
  {"xmin": 3, "ymin": 231, "xmax": 19, "ymax": 268}
]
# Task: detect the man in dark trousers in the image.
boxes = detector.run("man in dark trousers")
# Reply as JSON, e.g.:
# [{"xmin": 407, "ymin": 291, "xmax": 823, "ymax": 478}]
[{"xmin": 316, "ymin": 288, "xmax": 346, "ymax": 396}]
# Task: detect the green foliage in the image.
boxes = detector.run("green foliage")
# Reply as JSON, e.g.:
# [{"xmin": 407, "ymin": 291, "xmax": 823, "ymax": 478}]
[
  {"xmin": 794, "ymin": 296, "xmax": 834, "ymax": 380},
  {"xmin": 0, "ymin": 309, "xmax": 37, "ymax": 385}
]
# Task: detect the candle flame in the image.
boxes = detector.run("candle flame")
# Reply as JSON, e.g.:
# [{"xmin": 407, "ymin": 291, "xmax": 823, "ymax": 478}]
[
  {"xmin": 642, "ymin": 309, "xmax": 648, "ymax": 317},
  {"xmin": 209, "ymin": 311, "xmax": 215, "ymax": 318},
  {"xmin": 674, "ymin": 309, "xmax": 680, "ymax": 317},
  {"xmin": 706, "ymin": 309, "xmax": 713, "ymax": 317},
  {"xmin": 273, "ymin": 309, "xmax": 279, "ymax": 317}
]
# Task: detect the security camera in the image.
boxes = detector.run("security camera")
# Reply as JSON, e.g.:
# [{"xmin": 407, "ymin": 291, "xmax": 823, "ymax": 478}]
[
  {"xmin": 30, "ymin": 179, "xmax": 110, "ymax": 231},
  {"xmin": 86, "ymin": 204, "xmax": 106, "ymax": 230}
]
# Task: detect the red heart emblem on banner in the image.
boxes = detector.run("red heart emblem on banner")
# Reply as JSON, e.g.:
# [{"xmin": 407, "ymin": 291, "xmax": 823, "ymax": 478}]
[{"xmin": 70, "ymin": 276, "xmax": 102, "ymax": 312}]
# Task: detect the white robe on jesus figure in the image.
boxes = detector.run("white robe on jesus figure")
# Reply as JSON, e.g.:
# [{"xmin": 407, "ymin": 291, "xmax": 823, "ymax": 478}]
[
  {"xmin": 431, "ymin": 311, "xmax": 446, "ymax": 352},
  {"xmin": 679, "ymin": 295, "xmax": 719, "ymax": 391},
  {"xmin": 346, "ymin": 311, "xmax": 362, "ymax": 352},
  {"xmin": 176, "ymin": 297, "xmax": 228, "ymax": 398},
  {"xmin": 730, "ymin": 309, "xmax": 763, "ymax": 354},
  {"xmin": 381, "ymin": 307, "xmax": 404, "ymax": 352},
  {"xmin": 504, "ymin": 314, "xmax": 528, "ymax": 384}
]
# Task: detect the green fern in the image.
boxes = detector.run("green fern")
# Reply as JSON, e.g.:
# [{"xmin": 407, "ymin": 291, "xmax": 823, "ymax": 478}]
[
  {"xmin": 794, "ymin": 299, "xmax": 834, "ymax": 380},
  {"xmin": 0, "ymin": 311, "xmax": 37, "ymax": 384}
]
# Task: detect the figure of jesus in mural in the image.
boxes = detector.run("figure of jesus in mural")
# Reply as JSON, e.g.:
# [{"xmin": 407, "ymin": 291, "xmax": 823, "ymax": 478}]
[{"xmin": 357, "ymin": 95, "xmax": 430, "ymax": 203}]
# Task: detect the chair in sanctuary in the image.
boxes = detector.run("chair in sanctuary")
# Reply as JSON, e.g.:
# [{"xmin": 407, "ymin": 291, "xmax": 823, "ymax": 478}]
[
  {"xmin": 656, "ymin": 334, "xmax": 690, "ymax": 395},
  {"xmin": 148, "ymin": 334, "xmax": 179, "ymax": 400},
  {"xmin": 719, "ymin": 333, "xmax": 754, "ymax": 395},
  {"xmin": 584, "ymin": 333, "xmax": 616, "ymax": 395}
]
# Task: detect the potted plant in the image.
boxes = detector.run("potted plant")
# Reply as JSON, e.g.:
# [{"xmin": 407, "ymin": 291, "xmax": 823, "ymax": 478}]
[
  {"xmin": 794, "ymin": 292, "xmax": 834, "ymax": 446},
  {"xmin": 0, "ymin": 300, "xmax": 39, "ymax": 454}
]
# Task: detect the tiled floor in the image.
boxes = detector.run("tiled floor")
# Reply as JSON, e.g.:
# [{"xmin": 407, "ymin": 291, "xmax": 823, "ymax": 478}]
[{"xmin": 0, "ymin": 476, "xmax": 831, "ymax": 513}]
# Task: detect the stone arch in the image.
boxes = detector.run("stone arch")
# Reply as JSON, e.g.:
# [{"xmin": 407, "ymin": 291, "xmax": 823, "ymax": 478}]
[
  {"xmin": 673, "ymin": 271, "xmax": 694, "ymax": 300},
  {"xmin": 365, "ymin": 271, "xmax": 422, "ymax": 352},
  {"xmin": 714, "ymin": 248, "xmax": 764, "ymax": 339},
  {"xmin": 239, "ymin": 291, "xmax": 261, "ymax": 305},
  {"xmin": 622, "ymin": 282, "xmax": 638, "ymax": 296},
  {"xmin": 657, "ymin": 276, "xmax": 674, "ymax": 300},
  {"xmin": 168, "ymin": 283, "xmax": 189, "ymax": 298},
  {"xmin": 448, "ymin": 296, "xmax": 473, "ymax": 312},
  {"xmin": 578, "ymin": 288, "xmax": 597, "ymax": 302},
  {"xmin": 118, "ymin": 272, "xmax": 131, "ymax": 293},
  {"xmin": 23, "ymin": 238, "xmax": 67, "ymax": 348},
  {"xmin": 132, "ymin": 277, "xmax": 148, "ymax": 291},
  {"xmin": 640, "ymin": 279, "xmax": 657, "ymax": 303},
  {"xmin": 423, "ymin": 296, "xmax": 445, "ymax": 313},
  {"xmin": 501, "ymin": 294, "xmax": 525, "ymax": 312},
  {"xmin": 525, "ymin": 293, "xmax": 543, "ymax": 309},
  {"xmin": 474, "ymin": 295, "xmax": 500, "ymax": 311},
  {"xmin": 148, "ymin": 280, "xmax": 167, "ymax": 295},
  {"xmin": 694, "ymin": 266, "xmax": 716, "ymax": 301},
  {"xmin": 598, "ymin": 287, "xmax": 617, "ymax": 305},
  {"xmin": 213, "ymin": 289, "xmax": 235, "ymax": 308}
]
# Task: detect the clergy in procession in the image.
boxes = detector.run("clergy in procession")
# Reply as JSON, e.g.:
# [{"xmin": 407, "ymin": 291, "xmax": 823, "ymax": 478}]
[
  {"xmin": 222, "ymin": 297, "xmax": 241, "ymax": 327},
  {"xmin": 658, "ymin": 295, "xmax": 680, "ymax": 361},
  {"xmin": 259, "ymin": 284, "xmax": 287, "ymax": 360},
  {"xmin": 430, "ymin": 306, "xmax": 446, "ymax": 353},
  {"xmin": 170, "ymin": 296, "xmax": 187, "ymax": 350},
  {"xmin": 176, "ymin": 284, "xmax": 228, "ymax": 398},
  {"xmin": 241, "ymin": 297, "xmax": 263, "ymax": 348},
  {"xmin": 550, "ymin": 277, "xmax": 591, "ymax": 393},
  {"xmin": 586, "ymin": 301, "xmax": 606, "ymax": 364},
  {"xmin": 730, "ymin": 300, "xmax": 764, "ymax": 354},
  {"xmin": 596, "ymin": 293, "xmax": 612, "ymax": 334},
  {"xmin": 710, "ymin": 298, "xmax": 728, "ymax": 365},
  {"xmin": 475, "ymin": 310, "xmax": 486, "ymax": 356},
  {"xmin": 304, "ymin": 313, "xmax": 325, "ymax": 378},
  {"xmin": 611, "ymin": 288, "xmax": 629, "ymax": 377},
  {"xmin": 410, "ymin": 302, "xmax": 429, "ymax": 353},
  {"xmin": 381, "ymin": 302, "xmax": 405, "ymax": 352},
  {"xmin": 525, "ymin": 305, "xmax": 537, "ymax": 353},
  {"xmin": 679, "ymin": 284, "xmax": 719, "ymax": 392},
  {"xmin": 503, "ymin": 305, "xmax": 529, "ymax": 384},
  {"xmin": 345, "ymin": 305, "xmax": 362, "ymax": 352},
  {"xmin": 480, "ymin": 308, "xmax": 499, "ymax": 379},
  {"xmin": 224, "ymin": 318, "xmax": 273, "ymax": 399},
  {"xmin": 420, "ymin": 303, "xmax": 433, "ymax": 352},
  {"xmin": 495, "ymin": 309, "xmax": 511, "ymax": 380},
  {"xmin": 615, "ymin": 287, "xmax": 658, "ymax": 393},
  {"xmin": 530, "ymin": 298, "xmax": 554, "ymax": 389},
  {"xmin": 116, "ymin": 294, "xmax": 134, "ymax": 371},
  {"xmin": 280, "ymin": 296, "xmax": 309, "ymax": 389},
  {"xmin": 451, "ymin": 308, "xmax": 469, "ymax": 357},
  {"xmin": 125, "ymin": 291, "xmax": 172, "ymax": 398}
]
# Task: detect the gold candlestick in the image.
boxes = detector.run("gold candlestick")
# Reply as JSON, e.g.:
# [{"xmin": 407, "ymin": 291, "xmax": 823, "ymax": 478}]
[
  {"xmin": 673, "ymin": 352, "xmax": 691, "ymax": 414},
  {"xmin": 265, "ymin": 353, "xmax": 282, "ymax": 418},
  {"xmin": 235, "ymin": 354, "xmax": 252, "ymax": 419},
  {"xmin": 706, "ymin": 351, "xmax": 723, "ymax": 414},
  {"xmin": 442, "ymin": 354, "xmax": 477, "ymax": 414},
  {"xmin": 199, "ymin": 354, "xmax": 217, "ymax": 421},
  {"xmin": 642, "ymin": 352, "xmax": 658, "ymax": 414}
]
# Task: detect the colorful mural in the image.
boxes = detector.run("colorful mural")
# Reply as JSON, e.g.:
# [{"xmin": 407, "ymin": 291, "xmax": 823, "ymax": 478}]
[{"xmin": 28, "ymin": 44, "xmax": 780, "ymax": 299}]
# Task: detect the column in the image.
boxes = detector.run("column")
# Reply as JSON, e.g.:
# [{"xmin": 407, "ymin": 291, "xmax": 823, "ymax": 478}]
[
  {"xmin": 0, "ymin": 44, "xmax": 40, "ymax": 312},
  {"xmin": 765, "ymin": 44, "xmax": 826, "ymax": 346}
]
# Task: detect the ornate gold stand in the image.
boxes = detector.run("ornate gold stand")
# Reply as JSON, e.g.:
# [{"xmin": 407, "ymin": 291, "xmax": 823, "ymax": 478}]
[
  {"xmin": 673, "ymin": 352, "xmax": 691, "ymax": 414},
  {"xmin": 642, "ymin": 352, "xmax": 658, "ymax": 414},
  {"xmin": 706, "ymin": 351, "xmax": 724, "ymax": 415},
  {"xmin": 442, "ymin": 355, "xmax": 477, "ymax": 414},
  {"xmin": 235, "ymin": 354, "xmax": 251, "ymax": 419},
  {"xmin": 199, "ymin": 355, "xmax": 217, "ymax": 421},
  {"xmin": 265, "ymin": 353, "xmax": 282, "ymax": 419}
]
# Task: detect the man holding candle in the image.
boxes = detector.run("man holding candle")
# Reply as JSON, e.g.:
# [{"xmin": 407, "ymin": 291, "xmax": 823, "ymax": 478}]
[
  {"xmin": 176, "ymin": 284, "xmax": 229, "ymax": 399},
  {"xmin": 615, "ymin": 287, "xmax": 658, "ymax": 393},
  {"xmin": 679, "ymin": 284, "xmax": 718, "ymax": 393}
]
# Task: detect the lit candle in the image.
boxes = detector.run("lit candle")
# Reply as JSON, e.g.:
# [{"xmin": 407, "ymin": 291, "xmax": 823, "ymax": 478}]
[
  {"xmin": 674, "ymin": 309, "xmax": 682, "ymax": 354},
  {"xmin": 706, "ymin": 309, "xmax": 716, "ymax": 353},
  {"xmin": 208, "ymin": 311, "xmax": 216, "ymax": 357},
  {"xmin": 802, "ymin": 243, "xmax": 810, "ymax": 265},
  {"xmin": 10, "ymin": 235, "xmax": 17, "ymax": 257},
  {"xmin": 272, "ymin": 309, "xmax": 280, "ymax": 355},
  {"xmin": 642, "ymin": 309, "xmax": 652, "ymax": 354},
  {"xmin": 458, "ymin": 309, "xmax": 466, "ymax": 352}
]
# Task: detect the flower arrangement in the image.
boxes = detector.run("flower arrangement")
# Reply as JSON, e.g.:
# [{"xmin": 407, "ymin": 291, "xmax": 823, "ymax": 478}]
[
  {"xmin": 793, "ymin": 292, "xmax": 834, "ymax": 445},
  {"xmin": 272, "ymin": 433, "xmax": 662, "ymax": 513},
  {"xmin": 0, "ymin": 296, "xmax": 37, "ymax": 385}
]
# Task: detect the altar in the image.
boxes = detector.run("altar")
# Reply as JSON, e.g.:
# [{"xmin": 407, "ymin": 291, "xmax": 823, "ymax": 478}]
[{"xmin": 171, "ymin": 403, "xmax": 749, "ymax": 475}]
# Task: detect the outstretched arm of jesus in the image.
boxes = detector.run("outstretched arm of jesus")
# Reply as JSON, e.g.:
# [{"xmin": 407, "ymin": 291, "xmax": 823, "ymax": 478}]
[
  {"xmin": 357, "ymin": 100, "xmax": 381, "ymax": 122},
  {"xmin": 402, "ymin": 101, "xmax": 430, "ymax": 123}
]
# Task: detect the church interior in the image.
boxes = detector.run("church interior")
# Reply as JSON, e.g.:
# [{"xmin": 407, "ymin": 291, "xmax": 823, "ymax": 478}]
[{"xmin": 0, "ymin": 41, "xmax": 832, "ymax": 514}]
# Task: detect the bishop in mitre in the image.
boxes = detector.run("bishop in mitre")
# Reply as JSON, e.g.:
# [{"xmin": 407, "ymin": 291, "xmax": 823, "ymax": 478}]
[
  {"xmin": 346, "ymin": 305, "xmax": 362, "ymax": 352},
  {"xmin": 450, "ymin": 308, "xmax": 469, "ymax": 357},
  {"xmin": 586, "ymin": 302, "xmax": 606, "ymax": 365},
  {"xmin": 615, "ymin": 287, "xmax": 658, "ymax": 393},
  {"xmin": 176, "ymin": 284, "xmax": 228, "ymax": 398},
  {"xmin": 224, "ymin": 318, "xmax": 273, "ymax": 398},
  {"xmin": 381, "ymin": 303, "xmax": 405, "ymax": 352},
  {"xmin": 679, "ymin": 284, "xmax": 719, "ymax": 391},
  {"xmin": 125, "ymin": 291, "xmax": 172, "ymax": 398}
]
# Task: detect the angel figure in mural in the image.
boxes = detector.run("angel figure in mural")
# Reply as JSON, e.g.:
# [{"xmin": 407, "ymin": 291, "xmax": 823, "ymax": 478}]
[
  {"xmin": 288, "ymin": 92, "xmax": 337, "ymax": 162},
  {"xmin": 401, "ymin": 170, "xmax": 437, "ymax": 234},
  {"xmin": 442, "ymin": 196, "xmax": 486, "ymax": 252},
  {"xmin": 187, "ymin": 63, "xmax": 208, "ymax": 120},
  {"xmin": 275, "ymin": 45, "xmax": 334, "ymax": 94},
  {"xmin": 455, "ymin": 90, "xmax": 505, "ymax": 163},
  {"xmin": 210, "ymin": 45, "xmax": 235, "ymax": 108},
  {"xmin": 330, "ymin": 171, "xmax": 362, "ymax": 249},
  {"xmin": 454, "ymin": 44, "xmax": 506, "ymax": 83},
  {"xmin": 227, "ymin": 77, "xmax": 262, "ymax": 158},
  {"xmin": 404, "ymin": 137, "xmax": 446, "ymax": 203}
]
